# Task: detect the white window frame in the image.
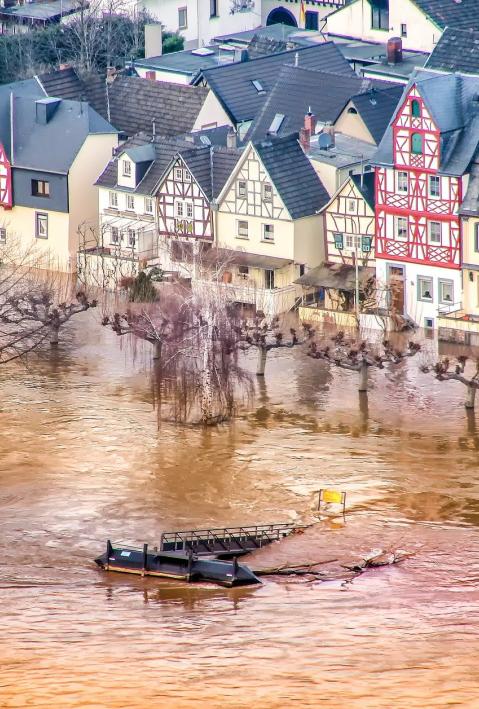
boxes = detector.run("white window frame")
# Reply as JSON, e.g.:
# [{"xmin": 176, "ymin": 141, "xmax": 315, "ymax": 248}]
[
  {"xmin": 237, "ymin": 180, "xmax": 247, "ymax": 198},
  {"xmin": 122, "ymin": 159, "xmax": 131, "ymax": 178},
  {"xmin": 345, "ymin": 234, "xmax": 361, "ymax": 250},
  {"xmin": 429, "ymin": 221, "xmax": 441, "ymax": 244},
  {"xmin": 417, "ymin": 275, "xmax": 433, "ymax": 302},
  {"xmin": 174, "ymin": 167, "xmax": 183, "ymax": 181},
  {"xmin": 262, "ymin": 223, "xmax": 274, "ymax": 243},
  {"xmin": 396, "ymin": 216, "xmax": 408, "ymax": 240},
  {"xmin": 126, "ymin": 194, "xmax": 135, "ymax": 211},
  {"xmin": 127, "ymin": 228, "xmax": 136, "ymax": 248},
  {"xmin": 110, "ymin": 226, "xmax": 120, "ymax": 245},
  {"xmin": 346, "ymin": 199, "xmax": 356, "ymax": 214},
  {"xmin": 35, "ymin": 212, "xmax": 48, "ymax": 239},
  {"xmin": 183, "ymin": 169, "xmax": 191, "ymax": 182},
  {"xmin": 175, "ymin": 200, "xmax": 184, "ymax": 218},
  {"xmin": 0, "ymin": 227, "xmax": 6, "ymax": 243},
  {"xmin": 429, "ymin": 175, "xmax": 440, "ymax": 198},
  {"xmin": 178, "ymin": 6, "xmax": 187, "ymax": 29},
  {"xmin": 263, "ymin": 183, "xmax": 273, "ymax": 202},
  {"xmin": 237, "ymin": 220, "xmax": 248, "ymax": 239},
  {"xmin": 397, "ymin": 171, "xmax": 408, "ymax": 194},
  {"xmin": 109, "ymin": 191, "xmax": 118, "ymax": 208},
  {"xmin": 144, "ymin": 197, "xmax": 153, "ymax": 214},
  {"xmin": 438, "ymin": 278, "xmax": 454, "ymax": 305},
  {"xmin": 186, "ymin": 202, "xmax": 193, "ymax": 219}
]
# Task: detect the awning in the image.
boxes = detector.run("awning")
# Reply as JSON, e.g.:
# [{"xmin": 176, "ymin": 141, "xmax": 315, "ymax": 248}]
[
  {"xmin": 295, "ymin": 262, "xmax": 375, "ymax": 290},
  {"xmin": 219, "ymin": 249, "xmax": 293, "ymax": 269}
]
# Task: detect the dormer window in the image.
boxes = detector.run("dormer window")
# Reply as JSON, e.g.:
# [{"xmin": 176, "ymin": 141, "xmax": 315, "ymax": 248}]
[
  {"xmin": 411, "ymin": 133, "xmax": 423, "ymax": 154},
  {"xmin": 122, "ymin": 159, "xmax": 131, "ymax": 177},
  {"xmin": 411, "ymin": 100, "xmax": 421, "ymax": 118},
  {"xmin": 347, "ymin": 107, "xmax": 358, "ymax": 114}
]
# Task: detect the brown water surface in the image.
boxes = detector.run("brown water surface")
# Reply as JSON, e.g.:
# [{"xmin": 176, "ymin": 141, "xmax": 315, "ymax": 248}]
[{"xmin": 0, "ymin": 316, "xmax": 479, "ymax": 708}]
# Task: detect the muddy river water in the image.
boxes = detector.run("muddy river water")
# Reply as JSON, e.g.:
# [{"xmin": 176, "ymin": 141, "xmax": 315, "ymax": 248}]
[{"xmin": 1, "ymin": 316, "xmax": 479, "ymax": 708}]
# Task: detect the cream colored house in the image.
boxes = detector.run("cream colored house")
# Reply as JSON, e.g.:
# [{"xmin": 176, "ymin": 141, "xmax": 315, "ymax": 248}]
[
  {"xmin": 215, "ymin": 133, "xmax": 329, "ymax": 315},
  {"xmin": 326, "ymin": 0, "xmax": 457, "ymax": 53},
  {"xmin": 0, "ymin": 93, "xmax": 117, "ymax": 272}
]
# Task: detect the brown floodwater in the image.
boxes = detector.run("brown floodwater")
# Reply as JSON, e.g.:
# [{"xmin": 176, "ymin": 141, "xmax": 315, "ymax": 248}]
[{"xmin": 1, "ymin": 313, "xmax": 479, "ymax": 708}]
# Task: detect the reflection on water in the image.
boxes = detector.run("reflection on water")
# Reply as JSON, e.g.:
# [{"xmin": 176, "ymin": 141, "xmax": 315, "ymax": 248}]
[{"xmin": 1, "ymin": 314, "xmax": 479, "ymax": 708}]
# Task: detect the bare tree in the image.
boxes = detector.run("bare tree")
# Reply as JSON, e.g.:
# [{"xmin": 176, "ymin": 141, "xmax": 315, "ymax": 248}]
[
  {"xmin": 239, "ymin": 316, "xmax": 312, "ymax": 376},
  {"xmin": 307, "ymin": 331, "xmax": 421, "ymax": 393},
  {"xmin": 421, "ymin": 356, "xmax": 479, "ymax": 409}
]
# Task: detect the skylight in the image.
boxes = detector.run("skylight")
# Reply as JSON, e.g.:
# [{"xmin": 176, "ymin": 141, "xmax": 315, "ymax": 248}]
[
  {"xmin": 251, "ymin": 80, "xmax": 265, "ymax": 93},
  {"xmin": 268, "ymin": 113, "xmax": 285, "ymax": 135},
  {"xmin": 191, "ymin": 47, "xmax": 215, "ymax": 56}
]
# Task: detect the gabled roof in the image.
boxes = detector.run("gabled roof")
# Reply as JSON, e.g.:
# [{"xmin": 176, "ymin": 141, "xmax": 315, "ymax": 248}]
[
  {"xmin": 373, "ymin": 69, "xmax": 479, "ymax": 175},
  {"xmin": 37, "ymin": 66, "xmax": 83, "ymax": 100},
  {"xmin": 11, "ymin": 96, "xmax": 116, "ymax": 173},
  {"xmin": 411, "ymin": 0, "xmax": 479, "ymax": 30},
  {"xmin": 252, "ymin": 133, "xmax": 330, "ymax": 220},
  {"xmin": 320, "ymin": 172, "xmax": 375, "ymax": 215},
  {"xmin": 347, "ymin": 85, "xmax": 404, "ymax": 144},
  {"xmin": 96, "ymin": 133, "xmax": 241, "ymax": 199},
  {"xmin": 0, "ymin": 78, "xmax": 45, "ymax": 158},
  {"xmin": 246, "ymin": 65, "xmax": 372, "ymax": 142},
  {"xmin": 425, "ymin": 27, "xmax": 479, "ymax": 75},
  {"xmin": 197, "ymin": 42, "xmax": 354, "ymax": 125}
]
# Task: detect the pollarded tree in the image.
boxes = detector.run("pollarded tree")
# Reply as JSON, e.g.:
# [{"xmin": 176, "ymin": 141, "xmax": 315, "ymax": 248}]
[
  {"xmin": 307, "ymin": 331, "xmax": 421, "ymax": 393},
  {"xmin": 239, "ymin": 316, "xmax": 313, "ymax": 376},
  {"xmin": 421, "ymin": 356, "xmax": 479, "ymax": 409}
]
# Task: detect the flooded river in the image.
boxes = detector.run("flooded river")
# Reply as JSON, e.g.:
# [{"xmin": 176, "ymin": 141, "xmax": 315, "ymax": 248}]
[{"xmin": 1, "ymin": 315, "xmax": 479, "ymax": 708}]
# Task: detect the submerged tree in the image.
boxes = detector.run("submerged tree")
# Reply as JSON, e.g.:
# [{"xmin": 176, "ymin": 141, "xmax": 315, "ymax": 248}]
[
  {"xmin": 239, "ymin": 316, "xmax": 312, "ymax": 376},
  {"xmin": 421, "ymin": 356, "xmax": 479, "ymax": 409},
  {"xmin": 307, "ymin": 331, "xmax": 421, "ymax": 393}
]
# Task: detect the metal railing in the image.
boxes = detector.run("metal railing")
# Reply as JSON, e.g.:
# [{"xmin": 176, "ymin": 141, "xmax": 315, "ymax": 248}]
[{"xmin": 160, "ymin": 523, "xmax": 304, "ymax": 555}]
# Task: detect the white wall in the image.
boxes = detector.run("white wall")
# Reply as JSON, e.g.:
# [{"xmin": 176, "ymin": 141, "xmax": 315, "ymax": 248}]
[{"xmin": 135, "ymin": 65, "xmax": 191, "ymax": 85}]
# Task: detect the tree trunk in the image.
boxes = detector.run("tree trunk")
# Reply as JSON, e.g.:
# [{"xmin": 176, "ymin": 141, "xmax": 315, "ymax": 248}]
[
  {"xmin": 50, "ymin": 324, "xmax": 60, "ymax": 347},
  {"xmin": 256, "ymin": 347, "xmax": 267, "ymax": 377},
  {"xmin": 358, "ymin": 362, "xmax": 368, "ymax": 392},
  {"xmin": 200, "ymin": 314, "xmax": 215, "ymax": 424},
  {"xmin": 465, "ymin": 384, "xmax": 476, "ymax": 410},
  {"xmin": 152, "ymin": 341, "xmax": 162, "ymax": 360}
]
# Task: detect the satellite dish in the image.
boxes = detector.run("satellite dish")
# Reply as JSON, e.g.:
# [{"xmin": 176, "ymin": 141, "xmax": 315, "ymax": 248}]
[{"xmin": 318, "ymin": 133, "xmax": 333, "ymax": 150}]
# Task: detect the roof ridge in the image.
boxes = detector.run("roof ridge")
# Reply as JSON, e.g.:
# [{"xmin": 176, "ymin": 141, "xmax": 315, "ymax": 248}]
[{"xmin": 202, "ymin": 41, "xmax": 335, "ymax": 74}]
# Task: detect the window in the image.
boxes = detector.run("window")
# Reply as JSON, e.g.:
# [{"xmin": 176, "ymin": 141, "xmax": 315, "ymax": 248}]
[
  {"xmin": 31, "ymin": 179, "xmax": 50, "ymax": 197},
  {"xmin": 183, "ymin": 170, "xmax": 191, "ymax": 182},
  {"xmin": 418, "ymin": 276, "xmax": 433, "ymax": 301},
  {"xmin": 263, "ymin": 224, "xmax": 274, "ymax": 242},
  {"xmin": 333, "ymin": 232, "xmax": 344, "ymax": 250},
  {"xmin": 439, "ymin": 279, "xmax": 454, "ymax": 304},
  {"xmin": 110, "ymin": 226, "xmax": 120, "ymax": 244},
  {"xmin": 109, "ymin": 191, "xmax": 118, "ymax": 208},
  {"xmin": 186, "ymin": 202, "xmax": 193, "ymax": 218},
  {"xmin": 396, "ymin": 216, "xmax": 408, "ymax": 240},
  {"xmin": 305, "ymin": 11, "xmax": 319, "ymax": 31},
  {"xmin": 122, "ymin": 160, "xmax": 131, "ymax": 177},
  {"xmin": 127, "ymin": 228, "xmax": 136, "ymax": 248},
  {"xmin": 347, "ymin": 199, "xmax": 356, "ymax": 213},
  {"xmin": 371, "ymin": 0, "xmax": 389, "ymax": 31},
  {"xmin": 237, "ymin": 180, "xmax": 247, "ymax": 198},
  {"xmin": 126, "ymin": 194, "xmax": 135, "ymax": 211},
  {"xmin": 178, "ymin": 7, "xmax": 187, "ymax": 29},
  {"xmin": 251, "ymin": 80, "xmax": 264, "ymax": 94},
  {"xmin": 429, "ymin": 175, "xmax": 440, "ymax": 198},
  {"xmin": 475, "ymin": 222, "xmax": 479, "ymax": 252},
  {"xmin": 345, "ymin": 234, "xmax": 361, "ymax": 250},
  {"xmin": 175, "ymin": 201, "xmax": 184, "ymax": 217},
  {"xmin": 210, "ymin": 0, "xmax": 218, "ymax": 17},
  {"xmin": 411, "ymin": 100, "xmax": 421, "ymax": 118},
  {"xmin": 263, "ymin": 183, "xmax": 273, "ymax": 202},
  {"xmin": 265, "ymin": 269, "xmax": 275, "ymax": 289},
  {"xmin": 401, "ymin": 23, "xmax": 407, "ymax": 37},
  {"xmin": 144, "ymin": 197, "xmax": 153, "ymax": 214},
  {"xmin": 424, "ymin": 317, "xmax": 434, "ymax": 330},
  {"xmin": 397, "ymin": 171, "xmax": 408, "ymax": 193},
  {"xmin": 238, "ymin": 265, "xmax": 249, "ymax": 279},
  {"xmin": 429, "ymin": 221, "xmax": 441, "ymax": 244},
  {"xmin": 35, "ymin": 212, "xmax": 48, "ymax": 239},
  {"xmin": 411, "ymin": 133, "xmax": 423, "ymax": 154},
  {"xmin": 237, "ymin": 220, "xmax": 248, "ymax": 239},
  {"xmin": 174, "ymin": 167, "xmax": 183, "ymax": 181},
  {"xmin": 0, "ymin": 227, "xmax": 6, "ymax": 243}
]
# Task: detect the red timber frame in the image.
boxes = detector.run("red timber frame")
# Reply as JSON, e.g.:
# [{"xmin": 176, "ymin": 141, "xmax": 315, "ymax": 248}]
[
  {"xmin": 0, "ymin": 142, "xmax": 12, "ymax": 209},
  {"xmin": 157, "ymin": 158, "xmax": 213, "ymax": 242},
  {"xmin": 375, "ymin": 86, "xmax": 461, "ymax": 270}
]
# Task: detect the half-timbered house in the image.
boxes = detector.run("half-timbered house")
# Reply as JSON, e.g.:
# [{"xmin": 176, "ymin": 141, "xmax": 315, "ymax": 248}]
[
  {"xmin": 373, "ymin": 70, "xmax": 479, "ymax": 329},
  {"xmin": 215, "ymin": 133, "xmax": 329, "ymax": 314}
]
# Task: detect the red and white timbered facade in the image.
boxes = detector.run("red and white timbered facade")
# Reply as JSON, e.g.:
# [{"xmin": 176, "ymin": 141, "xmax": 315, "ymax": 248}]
[
  {"xmin": 0, "ymin": 142, "xmax": 12, "ymax": 209},
  {"xmin": 376, "ymin": 85, "xmax": 462, "ymax": 271},
  {"xmin": 157, "ymin": 157, "xmax": 213, "ymax": 242}
]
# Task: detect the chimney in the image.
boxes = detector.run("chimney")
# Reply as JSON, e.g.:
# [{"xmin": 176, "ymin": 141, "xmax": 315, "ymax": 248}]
[
  {"xmin": 299, "ymin": 127, "xmax": 311, "ymax": 152},
  {"xmin": 304, "ymin": 107, "xmax": 317, "ymax": 137},
  {"xmin": 226, "ymin": 128, "xmax": 237, "ymax": 149},
  {"xmin": 106, "ymin": 66, "xmax": 117, "ymax": 84},
  {"xmin": 323, "ymin": 121, "xmax": 335, "ymax": 147},
  {"xmin": 59, "ymin": 62, "xmax": 71, "ymax": 71},
  {"xmin": 144, "ymin": 23, "xmax": 163, "ymax": 59},
  {"xmin": 387, "ymin": 36, "xmax": 403, "ymax": 64}
]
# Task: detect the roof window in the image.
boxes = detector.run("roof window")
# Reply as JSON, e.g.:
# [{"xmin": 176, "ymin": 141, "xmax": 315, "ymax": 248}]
[
  {"xmin": 251, "ymin": 80, "xmax": 265, "ymax": 93},
  {"xmin": 268, "ymin": 113, "xmax": 285, "ymax": 135}
]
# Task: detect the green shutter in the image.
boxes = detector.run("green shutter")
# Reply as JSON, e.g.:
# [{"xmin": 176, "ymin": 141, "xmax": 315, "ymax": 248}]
[
  {"xmin": 411, "ymin": 133, "xmax": 423, "ymax": 154},
  {"xmin": 333, "ymin": 232, "xmax": 344, "ymax": 250}
]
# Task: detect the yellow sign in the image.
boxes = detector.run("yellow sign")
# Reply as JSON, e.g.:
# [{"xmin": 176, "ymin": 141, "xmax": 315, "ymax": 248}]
[{"xmin": 321, "ymin": 489, "xmax": 344, "ymax": 504}]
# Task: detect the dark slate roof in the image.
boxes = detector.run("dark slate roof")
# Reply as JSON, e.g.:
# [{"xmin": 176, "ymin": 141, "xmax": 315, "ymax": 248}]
[
  {"xmin": 0, "ymin": 0, "xmax": 79, "ymax": 20},
  {"xmin": 253, "ymin": 133, "xmax": 330, "ymax": 219},
  {"xmin": 247, "ymin": 35, "xmax": 289, "ymax": 60},
  {"xmin": 412, "ymin": 0, "xmax": 479, "ymax": 30},
  {"xmin": 37, "ymin": 66, "xmax": 83, "ymax": 100},
  {"xmin": 349, "ymin": 85, "xmax": 404, "ymax": 144},
  {"xmin": 197, "ymin": 42, "xmax": 354, "ymax": 125},
  {"xmin": 96, "ymin": 133, "xmax": 241, "ymax": 199},
  {"xmin": 11, "ymin": 96, "xmax": 116, "ymax": 173},
  {"xmin": 425, "ymin": 27, "xmax": 479, "ymax": 75},
  {"xmin": 373, "ymin": 69, "xmax": 479, "ymax": 175},
  {"xmin": 246, "ymin": 65, "xmax": 377, "ymax": 143},
  {"xmin": 351, "ymin": 173, "xmax": 375, "ymax": 210},
  {"xmin": 0, "ymin": 78, "xmax": 44, "ymax": 158},
  {"xmin": 460, "ymin": 159, "xmax": 479, "ymax": 215}
]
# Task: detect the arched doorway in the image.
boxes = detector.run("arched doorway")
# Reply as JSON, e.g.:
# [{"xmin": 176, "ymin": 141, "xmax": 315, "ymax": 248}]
[{"xmin": 266, "ymin": 8, "xmax": 298, "ymax": 27}]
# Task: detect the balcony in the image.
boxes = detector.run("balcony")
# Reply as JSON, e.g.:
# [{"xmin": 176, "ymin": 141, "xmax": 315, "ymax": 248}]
[
  {"xmin": 438, "ymin": 302, "xmax": 479, "ymax": 345},
  {"xmin": 194, "ymin": 277, "xmax": 300, "ymax": 316}
]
